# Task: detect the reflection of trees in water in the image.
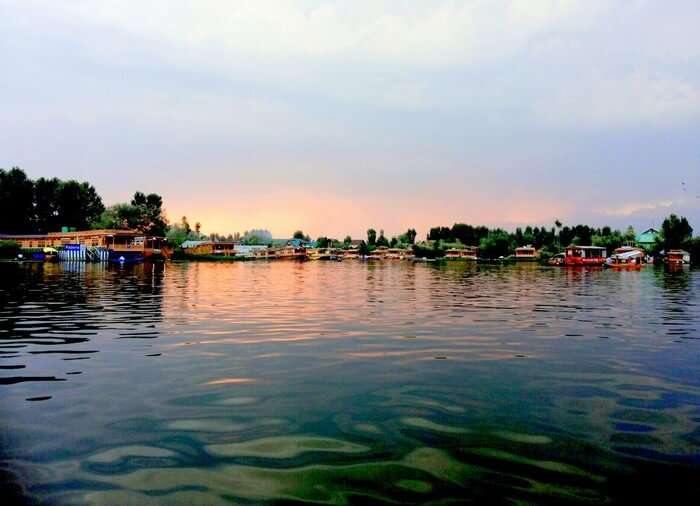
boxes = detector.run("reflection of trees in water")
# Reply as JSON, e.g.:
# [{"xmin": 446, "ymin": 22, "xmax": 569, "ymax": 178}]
[{"xmin": 652, "ymin": 267, "xmax": 694, "ymax": 338}]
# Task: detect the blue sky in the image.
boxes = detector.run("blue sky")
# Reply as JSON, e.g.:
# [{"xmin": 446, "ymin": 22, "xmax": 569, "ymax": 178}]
[{"xmin": 1, "ymin": 1, "xmax": 699, "ymax": 238}]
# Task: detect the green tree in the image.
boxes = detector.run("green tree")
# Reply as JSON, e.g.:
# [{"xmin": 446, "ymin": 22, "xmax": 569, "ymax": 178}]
[
  {"xmin": 131, "ymin": 192, "xmax": 168, "ymax": 236},
  {"xmin": 376, "ymin": 229, "xmax": 389, "ymax": 247},
  {"xmin": 358, "ymin": 240, "xmax": 369, "ymax": 256},
  {"xmin": 0, "ymin": 167, "xmax": 34, "ymax": 233},
  {"xmin": 94, "ymin": 203, "xmax": 141, "ymax": 229},
  {"xmin": 479, "ymin": 229, "xmax": 512, "ymax": 258},
  {"xmin": 316, "ymin": 236, "xmax": 330, "ymax": 248},
  {"xmin": 33, "ymin": 177, "xmax": 61, "ymax": 233},
  {"xmin": 659, "ymin": 214, "xmax": 692, "ymax": 250},
  {"xmin": 343, "ymin": 235, "xmax": 352, "ymax": 245},
  {"xmin": 367, "ymin": 228, "xmax": 377, "ymax": 246},
  {"xmin": 55, "ymin": 180, "xmax": 105, "ymax": 229}
]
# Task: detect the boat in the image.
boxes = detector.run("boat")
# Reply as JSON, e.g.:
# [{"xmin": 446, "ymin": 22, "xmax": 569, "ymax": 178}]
[
  {"xmin": 605, "ymin": 248, "xmax": 645, "ymax": 269},
  {"xmin": 514, "ymin": 245, "xmax": 539, "ymax": 261},
  {"xmin": 665, "ymin": 249, "xmax": 690, "ymax": 266},
  {"xmin": 564, "ymin": 245, "xmax": 607, "ymax": 266},
  {"xmin": 445, "ymin": 247, "xmax": 478, "ymax": 261},
  {"xmin": 548, "ymin": 253, "xmax": 565, "ymax": 266}
]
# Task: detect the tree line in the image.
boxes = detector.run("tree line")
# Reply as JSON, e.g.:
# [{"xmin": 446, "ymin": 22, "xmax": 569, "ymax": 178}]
[{"xmin": 0, "ymin": 167, "xmax": 167, "ymax": 236}]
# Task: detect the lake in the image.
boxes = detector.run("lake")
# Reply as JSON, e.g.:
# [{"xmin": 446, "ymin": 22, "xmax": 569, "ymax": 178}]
[{"xmin": 1, "ymin": 261, "xmax": 699, "ymax": 504}]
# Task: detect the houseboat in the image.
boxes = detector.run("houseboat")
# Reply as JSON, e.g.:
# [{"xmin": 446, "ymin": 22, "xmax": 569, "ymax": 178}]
[
  {"xmin": 275, "ymin": 246, "xmax": 308, "ymax": 260},
  {"xmin": 564, "ymin": 245, "xmax": 607, "ymax": 266},
  {"xmin": 605, "ymin": 248, "xmax": 645, "ymax": 269},
  {"xmin": 343, "ymin": 248, "xmax": 360, "ymax": 260},
  {"xmin": 368, "ymin": 246, "xmax": 390, "ymax": 260},
  {"xmin": 514, "ymin": 245, "xmax": 539, "ymax": 261},
  {"xmin": 0, "ymin": 229, "xmax": 167, "ymax": 262},
  {"xmin": 548, "ymin": 253, "xmax": 566, "ymax": 266},
  {"xmin": 309, "ymin": 248, "xmax": 342, "ymax": 260},
  {"xmin": 181, "ymin": 240, "xmax": 238, "ymax": 256},
  {"xmin": 445, "ymin": 246, "xmax": 478, "ymax": 261},
  {"xmin": 665, "ymin": 249, "xmax": 690, "ymax": 266},
  {"xmin": 385, "ymin": 248, "xmax": 414, "ymax": 260}
]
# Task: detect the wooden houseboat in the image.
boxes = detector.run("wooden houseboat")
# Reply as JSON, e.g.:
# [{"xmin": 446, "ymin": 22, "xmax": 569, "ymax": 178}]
[
  {"xmin": 275, "ymin": 246, "xmax": 308, "ymax": 260},
  {"xmin": 605, "ymin": 248, "xmax": 645, "ymax": 269},
  {"xmin": 181, "ymin": 240, "xmax": 237, "ymax": 256},
  {"xmin": 665, "ymin": 249, "xmax": 690, "ymax": 266},
  {"xmin": 445, "ymin": 246, "xmax": 478, "ymax": 261},
  {"xmin": 564, "ymin": 245, "xmax": 607, "ymax": 266},
  {"xmin": 368, "ymin": 246, "xmax": 390, "ymax": 260},
  {"xmin": 514, "ymin": 245, "xmax": 539, "ymax": 261},
  {"xmin": 385, "ymin": 248, "xmax": 414, "ymax": 260},
  {"xmin": 0, "ymin": 229, "xmax": 167, "ymax": 262}
]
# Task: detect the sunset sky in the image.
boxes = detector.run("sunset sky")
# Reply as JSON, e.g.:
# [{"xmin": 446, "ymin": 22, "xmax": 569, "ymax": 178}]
[{"xmin": 2, "ymin": 1, "xmax": 700, "ymax": 239}]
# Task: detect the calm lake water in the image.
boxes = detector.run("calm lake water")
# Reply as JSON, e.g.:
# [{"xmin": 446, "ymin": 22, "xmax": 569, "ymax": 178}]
[{"xmin": 1, "ymin": 261, "xmax": 699, "ymax": 504}]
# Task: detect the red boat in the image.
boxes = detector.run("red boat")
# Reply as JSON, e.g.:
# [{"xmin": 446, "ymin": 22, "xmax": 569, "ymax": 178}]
[{"xmin": 564, "ymin": 245, "xmax": 607, "ymax": 266}]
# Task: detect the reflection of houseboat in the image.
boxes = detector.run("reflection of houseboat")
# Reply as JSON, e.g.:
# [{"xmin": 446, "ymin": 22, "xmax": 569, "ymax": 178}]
[
  {"xmin": 665, "ymin": 249, "xmax": 690, "ymax": 266},
  {"xmin": 605, "ymin": 248, "xmax": 644, "ymax": 269},
  {"xmin": 564, "ymin": 245, "xmax": 607, "ymax": 266},
  {"xmin": 514, "ymin": 245, "xmax": 539, "ymax": 261},
  {"xmin": 445, "ymin": 246, "xmax": 478, "ymax": 261}
]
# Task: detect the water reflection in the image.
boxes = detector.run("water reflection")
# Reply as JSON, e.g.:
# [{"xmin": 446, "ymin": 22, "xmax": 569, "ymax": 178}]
[{"xmin": 1, "ymin": 261, "xmax": 699, "ymax": 504}]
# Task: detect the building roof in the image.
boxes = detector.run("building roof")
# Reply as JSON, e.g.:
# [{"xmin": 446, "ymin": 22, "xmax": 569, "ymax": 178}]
[
  {"xmin": 636, "ymin": 228, "xmax": 659, "ymax": 243},
  {"xmin": 181, "ymin": 240, "xmax": 210, "ymax": 248}
]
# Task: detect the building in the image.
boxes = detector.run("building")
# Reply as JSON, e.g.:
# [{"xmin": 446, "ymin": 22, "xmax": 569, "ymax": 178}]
[
  {"xmin": 514, "ymin": 245, "xmax": 539, "ymax": 261},
  {"xmin": 564, "ymin": 245, "xmax": 607, "ymax": 266},
  {"xmin": 0, "ymin": 229, "xmax": 167, "ymax": 260},
  {"xmin": 635, "ymin": 228, "xmax": 659, "ymax": 252},
  {"xmin": 445, "ymin": 246, "xmax": 478, "ymax": 260},
  {"xmin": 181, "ymin": 240, "xmax": 237, "ymax": 256},
  {"xmin": 666, "ymin": 249, "xmax": 690, "ymax": 265}
]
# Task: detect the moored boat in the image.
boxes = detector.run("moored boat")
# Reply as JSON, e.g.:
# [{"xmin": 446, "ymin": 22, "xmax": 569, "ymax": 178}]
[{"xmin": 564, "ymin": 245, "xmax": 607, "ymax": 266}]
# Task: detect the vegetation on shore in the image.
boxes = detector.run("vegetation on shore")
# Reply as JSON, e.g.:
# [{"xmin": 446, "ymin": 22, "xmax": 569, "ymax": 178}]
[{"xmin": 2, "ymin": 166, "xmax": 698, "ymax": 264}]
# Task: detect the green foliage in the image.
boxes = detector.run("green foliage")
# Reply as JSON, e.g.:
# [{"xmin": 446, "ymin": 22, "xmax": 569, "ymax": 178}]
[
  {"xmin": 688, "ymin": 237, "xmax": 700, "ymax": 266},
  {"xmin": 293, "ymin": 230, "xmax": 310, "ymax": 241},
  {"xmin": 376, "ymin": 229, "xmax": 389, "ymax": 247},
  {"xmin": 478, "ymin": 229, "xmax": 513, "ymax": 259},
  {"xmin": 0, "ymin": 167, "xmax": 41, "ymax": 233},
  {"xmin": 316, "ymin": 236, "xmax": 330, "ymax": 248},
  {"xmin": 412, "ymin": 241, "xmax": 444, "ymax": 259},
  {"xmin": 659, "ymin": 214, "xmax": 693, "ymax": 250},
  {"xmin": 343, "ymin": 235, "xmax": 352, "ymax": 245},
  {"xmin": 398, "ymin": 228, "xmax": 417, "ymax": 245},
  {"xmin": 366, "ymin": 228, "xmax": 377, "ymax": 246},
  {"xmin": 0, "ymin": 240, "xmax": 20, "ymax": 258},
  {"xmin": 358, "ymin": 240, "xmax": 369, "ymax": 256},
  {"xmin": 131, "ymin": 192, "xmax": 168, "ymax": 235},
  {"xmin": 0, "ymin": 167, "xmax": 104, "ymax": 233}
]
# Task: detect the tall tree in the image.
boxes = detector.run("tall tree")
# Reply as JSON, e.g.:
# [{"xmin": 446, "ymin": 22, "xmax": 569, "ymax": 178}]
[
  {"xmin": 0, "ymin": 167, "xmax": 34, "ymax": 233},
  {"xmin": 55, "ymin": 180, "xmax": 105, "ymax": 229},
  {"xmin": 131, "ymin": 192, "xmax": 168, "ymax": 236},
  {"xmin": 367, "ymin": 228, "xmax": 377, "ymax": 246},
  {"xmin": 33, "ymin": 177, "xmax": 61, "ymax": 233},
  {"xmin": 660, "ymin": 214, "xmax": 693, "ymax": 250}
]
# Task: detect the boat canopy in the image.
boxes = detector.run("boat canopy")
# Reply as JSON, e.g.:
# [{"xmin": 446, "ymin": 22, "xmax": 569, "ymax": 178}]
[{"xmin": 612, "ymin": 250, "xmax": 644, "ymax": 260}]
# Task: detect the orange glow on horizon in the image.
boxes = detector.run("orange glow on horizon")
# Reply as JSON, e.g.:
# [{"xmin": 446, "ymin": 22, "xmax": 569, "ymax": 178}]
[{"xmin": 163, "ymin": 188, "xmax": 572, "ymax": 240}]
